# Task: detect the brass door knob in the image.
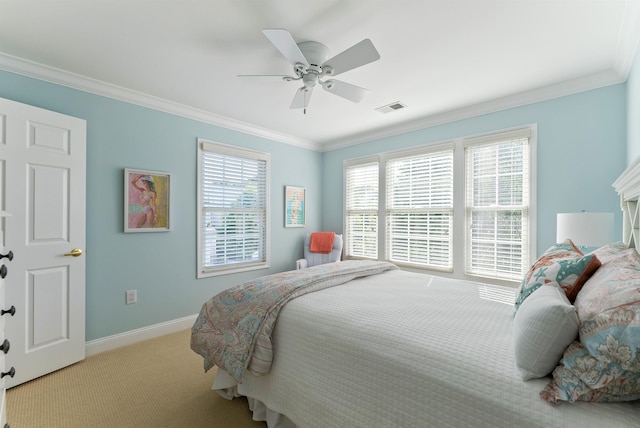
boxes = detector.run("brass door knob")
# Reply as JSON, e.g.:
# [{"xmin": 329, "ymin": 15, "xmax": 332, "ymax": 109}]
[{"xmin": 64, "ymin": 248, "xmax": 83, "ymax": 257}]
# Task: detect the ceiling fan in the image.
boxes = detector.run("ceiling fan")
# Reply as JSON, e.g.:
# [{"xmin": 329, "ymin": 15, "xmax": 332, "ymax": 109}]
[{"xmin": 239, "ymin": 29, "xmax": 381, "ymax": 113}]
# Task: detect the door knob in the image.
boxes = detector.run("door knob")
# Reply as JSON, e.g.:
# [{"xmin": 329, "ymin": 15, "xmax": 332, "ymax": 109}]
[
  {"xmin": 0, "ymin": 265, "xmax": 6, "ymax": 278},
  {"xmin": 0, "ymin": 339, "xmax": 9, "ymax": 354},
  {"xmin": 64, "ymin": 248, "xmax": 83, "ymax": 257},
  {"xmin": 0, "ymin": 250, "xmax": 12, "ymax": 261}
]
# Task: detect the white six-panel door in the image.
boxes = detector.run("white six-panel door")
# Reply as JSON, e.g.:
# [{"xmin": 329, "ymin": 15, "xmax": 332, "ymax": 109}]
[{"xmin": 0, "ymin": 97, "xmax": 86, "ymax": 388}]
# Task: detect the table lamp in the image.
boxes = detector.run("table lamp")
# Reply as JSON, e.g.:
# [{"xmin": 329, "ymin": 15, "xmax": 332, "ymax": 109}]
[{"xmin": 556, "ymin": 212, "xmax": 614, "ymax": 248}]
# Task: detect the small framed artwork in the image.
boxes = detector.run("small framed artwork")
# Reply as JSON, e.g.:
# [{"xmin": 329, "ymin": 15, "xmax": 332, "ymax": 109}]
[
  {"xmin": 124, "ymin": 168, "xmax": 171, "ymax": 233},
  {"xmin": 285, "ymin": 186, "xmax": 306, "ymax": 228}
]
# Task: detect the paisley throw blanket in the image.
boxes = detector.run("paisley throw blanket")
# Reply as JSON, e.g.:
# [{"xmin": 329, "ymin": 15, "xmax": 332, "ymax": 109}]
[{"xmin": 191, "ymin": 260, "xmax": 397, "ymax": 382}]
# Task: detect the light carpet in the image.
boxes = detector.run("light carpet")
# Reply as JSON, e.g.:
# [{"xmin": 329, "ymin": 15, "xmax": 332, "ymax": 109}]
[{"xmin": 6, "ymin": 329, "xmax": 266, "ymax": 427}]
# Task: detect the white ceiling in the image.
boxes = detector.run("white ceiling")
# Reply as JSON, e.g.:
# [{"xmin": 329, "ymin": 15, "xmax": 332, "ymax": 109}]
[{"xmin": 0, "ymin": 0, "xmax": 639, "ymax": 151}]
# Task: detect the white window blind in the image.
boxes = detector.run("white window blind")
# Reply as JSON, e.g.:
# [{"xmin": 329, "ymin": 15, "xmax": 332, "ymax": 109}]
[
  {"xmin": 198, "ymin": 140, "xmax": 269, "ymax": 276},
  {"xmin": 386, "ymin": 150, "xmax": 453, "ymax": 270},
  {"xmin": 465, "ymin": 136, "xmax": 529, "ymax": 280},
  {"xmin": 345, "ymin": 162, "xmax": 379, "ymax": 259}
]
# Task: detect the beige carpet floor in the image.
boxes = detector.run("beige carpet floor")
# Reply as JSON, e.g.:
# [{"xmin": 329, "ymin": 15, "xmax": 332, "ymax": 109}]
[{"xmin": 6, "ymin": 329, "xmax": 266, "ymax": 428}]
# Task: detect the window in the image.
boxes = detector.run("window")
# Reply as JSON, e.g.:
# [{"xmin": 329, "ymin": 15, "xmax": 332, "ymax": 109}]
[
  {"xmin": 197, "ymin": 139, "xmax": 269, "ymax": 277},
  {"xmin": 386, "ymin": 150, "xmax": 454, "ymax": 270},
  {"xmin": 343, "ymin": 127, "xmax": 534, "ymax": 283},
  {"xmin": 465, "ymin": 132, "xmax": 530, "ymax": 281},
  {"xmin": 345, "ymin": 161, "xmax": 379, "ymax": 259}
]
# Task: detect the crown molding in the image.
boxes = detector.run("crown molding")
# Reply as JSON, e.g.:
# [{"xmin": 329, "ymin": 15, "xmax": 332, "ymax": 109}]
[{"xmin": 0, "ymin": 52, "xmax": 323, "ymax": 152}]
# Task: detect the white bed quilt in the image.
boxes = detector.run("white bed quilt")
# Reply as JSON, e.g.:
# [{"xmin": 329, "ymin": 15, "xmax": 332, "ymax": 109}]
[{"xmin": 213, "ymin": 270, "xmax": 640, "ymax": 427}]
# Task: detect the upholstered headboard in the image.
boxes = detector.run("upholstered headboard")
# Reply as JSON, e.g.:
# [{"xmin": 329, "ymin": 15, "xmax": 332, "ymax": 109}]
[{"xmin": 613, "ymin": 158, "xmax": 640, "ymax": 252}]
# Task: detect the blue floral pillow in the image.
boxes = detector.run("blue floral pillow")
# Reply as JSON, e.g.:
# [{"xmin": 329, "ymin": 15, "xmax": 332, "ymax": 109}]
[
  {"xmin": 541, "ymin": 245, "xmax": 640, "ymax": 404},
  {"xmin": 514, "ymin": 240, "xmax": 601, "ymax": 312}
]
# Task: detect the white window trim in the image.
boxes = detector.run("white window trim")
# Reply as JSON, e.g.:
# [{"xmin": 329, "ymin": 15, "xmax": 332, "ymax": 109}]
[
  {"xmin": 343, "ymin": 125, "xmax": 536, "ymax": 286},
  {"xmin": 197, "ymin": 138, "xmax": 270, "ymax": 278}
]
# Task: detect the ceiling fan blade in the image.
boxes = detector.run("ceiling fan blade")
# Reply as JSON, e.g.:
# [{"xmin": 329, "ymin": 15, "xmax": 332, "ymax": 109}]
[
  {"xmin": 322, "ymin": 79, "xmax": 368, "ymax": 103},
  {"xmin": 322, "ymin": 39, "xmax": 380, "ymax": 76},
  {"xmin": 262, "ymin": 28, "xmax": 309, "ymax": 67},
  {"xmin": 290, "ymin": 86, "xmax": 314, "ymax": 109}
]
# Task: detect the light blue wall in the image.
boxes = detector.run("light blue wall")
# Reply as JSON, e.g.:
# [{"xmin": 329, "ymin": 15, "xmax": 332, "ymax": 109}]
[
  {"xmin": 322, "ymin": 85, "xmax": 627, "ymax": 257},
  {"xmin": 0, "ymin": 68, "xmax": 629, "ymax": 342},
  {"xmin": 0, "ymin": 70, "xmax": 322, "ymax": 341},
  {"xmin": 628, "ymin": 43, "xmax": 640, "ymax": 165}
]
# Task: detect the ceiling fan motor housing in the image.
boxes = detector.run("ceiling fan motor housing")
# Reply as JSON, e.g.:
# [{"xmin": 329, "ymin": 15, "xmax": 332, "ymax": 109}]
[{"xmin": 297, "ymin": 41, "xmax": 330, "ymax": 69}]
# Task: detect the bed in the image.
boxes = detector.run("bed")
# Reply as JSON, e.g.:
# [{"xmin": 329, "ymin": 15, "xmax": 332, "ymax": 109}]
[{"xmin": 191, "ymin": 161, "xmax": 640, "ymax": 427}]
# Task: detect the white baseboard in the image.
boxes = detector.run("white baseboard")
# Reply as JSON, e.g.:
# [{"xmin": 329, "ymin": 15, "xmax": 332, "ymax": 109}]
[{"xmin": 85, "ymin": 314, "xmax": 198, "ymax": 356}]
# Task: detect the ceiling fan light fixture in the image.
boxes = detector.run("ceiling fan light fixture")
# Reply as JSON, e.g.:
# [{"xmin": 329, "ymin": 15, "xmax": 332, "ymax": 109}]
[{"xmin": 302, "ymin": 73, "xmax": 318, "ymax": 88}]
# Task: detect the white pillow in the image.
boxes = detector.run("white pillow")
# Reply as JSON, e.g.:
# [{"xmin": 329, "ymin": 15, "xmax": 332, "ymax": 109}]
[{"xmin": 513, "ymin": 284, "xmax": 579, "ymax": 381}]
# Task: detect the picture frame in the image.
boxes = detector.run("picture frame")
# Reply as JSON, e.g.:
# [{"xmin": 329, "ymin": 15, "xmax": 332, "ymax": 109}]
[
  {"xmin": 124, "ymin": 168, "xmax": 171, "ymax": 233},
  {"xmin": 284, "ymin": 186, "xmax": 306, "ymax": 228}
]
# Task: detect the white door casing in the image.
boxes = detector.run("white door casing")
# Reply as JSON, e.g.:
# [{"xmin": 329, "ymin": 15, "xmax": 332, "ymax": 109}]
[{"xmin": 0, "ymin": 97, "xmax": 86, "ymax": 387}]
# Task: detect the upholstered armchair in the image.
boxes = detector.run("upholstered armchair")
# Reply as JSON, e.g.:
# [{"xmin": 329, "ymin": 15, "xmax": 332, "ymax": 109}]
[{"xmin": 296, "ymin": 233, "xmax": 343, "ymax": 270}]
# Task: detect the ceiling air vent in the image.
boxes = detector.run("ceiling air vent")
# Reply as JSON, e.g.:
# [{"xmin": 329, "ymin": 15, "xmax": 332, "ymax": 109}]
[{"xmin": 375, "ymin": 101, "xmax": 407, "ymax": 114}]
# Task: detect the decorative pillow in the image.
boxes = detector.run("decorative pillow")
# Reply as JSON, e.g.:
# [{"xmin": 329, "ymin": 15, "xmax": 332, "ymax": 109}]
[
  {"xmin": 541, "ymin": 246, "xmax": 640, "ymax": 404},
  {"xmin": 513, "ymin": 284, "xmax": 579, "ymax": 381},
  {"xmin": 575, "ymin": 244, "xmax": 640, "ymax": 321},
  {"xmin": 587, "ymin": 241, "xmax": 633, "ymax": 265},
  {"xmin": 514, "ymin": 240, "xmax": 601, "ymax": 312}
]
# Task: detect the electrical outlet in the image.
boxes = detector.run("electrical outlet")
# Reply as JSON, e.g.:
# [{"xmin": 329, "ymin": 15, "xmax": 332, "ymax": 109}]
[{"xmin": 126, "ymin": 289, "xmax": 137, "ymax": 305}]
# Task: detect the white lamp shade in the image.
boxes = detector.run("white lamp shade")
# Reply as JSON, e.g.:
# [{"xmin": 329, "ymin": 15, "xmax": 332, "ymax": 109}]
[{"xmin": 556, "ymin": 212, "xmax": 614, "ymax": 247}]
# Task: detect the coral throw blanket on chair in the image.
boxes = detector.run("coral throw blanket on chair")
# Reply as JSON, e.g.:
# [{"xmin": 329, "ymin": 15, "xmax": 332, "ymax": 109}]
[{"xmin": 310, "ymin": 232, "xmax": 335, "ymax": 254}]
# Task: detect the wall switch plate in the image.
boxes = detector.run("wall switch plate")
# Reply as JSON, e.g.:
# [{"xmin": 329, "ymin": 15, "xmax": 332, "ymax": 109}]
[{"xmin": 126, "ymin": 289, "xmax": 137, "ymax": 305}]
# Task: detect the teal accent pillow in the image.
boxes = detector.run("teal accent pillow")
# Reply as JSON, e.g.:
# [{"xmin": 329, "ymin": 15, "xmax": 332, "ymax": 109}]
[{"xmin": 514, "ymin": 240, "xmax": 601, "ymax": 312}]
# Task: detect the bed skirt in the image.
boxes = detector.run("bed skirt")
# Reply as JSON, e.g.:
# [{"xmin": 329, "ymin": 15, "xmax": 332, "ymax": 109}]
[{"xmin": 213, "ymin": 369, "xmax": 297, "ymax": 428}]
